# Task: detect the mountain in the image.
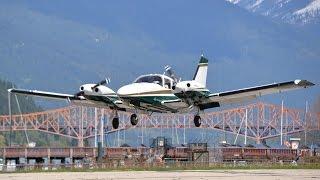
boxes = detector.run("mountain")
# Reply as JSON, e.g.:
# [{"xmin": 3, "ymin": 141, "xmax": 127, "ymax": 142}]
[
  {"xmin": 226, "ymin": 0, "xmax": 320, "ymax": 25},
  {"xmin": 0, "ymin": 79, "xmax": 41, "ymax": 115},
  {"xmin": 0, "ymin": 0, "xmax": 318, "ymax": 109}
]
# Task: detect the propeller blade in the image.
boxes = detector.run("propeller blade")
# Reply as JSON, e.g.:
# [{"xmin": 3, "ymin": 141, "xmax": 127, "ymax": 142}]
[
  {"xmin": 74, "ymin": 78, "xmax": 111, "ymax": 96},
  {"xmin": 164, "ymin": 65, "xmax": 180, "ymax": 83},
  {"xmin": 91, "ymin": 78, "xmax": 111, "ymax": 89}
]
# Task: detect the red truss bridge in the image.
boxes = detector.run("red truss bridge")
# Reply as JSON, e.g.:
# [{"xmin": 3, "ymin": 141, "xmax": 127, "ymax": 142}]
[{"xmin": 0, "ymin": 102, "xmax": 319, "ymax": 147}]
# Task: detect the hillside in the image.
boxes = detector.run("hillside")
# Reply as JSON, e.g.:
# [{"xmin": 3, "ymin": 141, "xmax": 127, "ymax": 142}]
[
  {"xmin": 0, "ymin": 78, "xmax": 74, "ymax": 147},
  {"xmin": 0, "ymin": 0, "xmax": 318, "ymax": 109}
]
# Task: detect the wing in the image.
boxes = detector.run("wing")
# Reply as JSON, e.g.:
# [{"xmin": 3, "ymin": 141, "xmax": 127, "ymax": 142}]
[
  {"xmin": 8, "ymin": 88, "xmax": 129, "ymax": 110},
  {"xmin": 8, "ymin": 88, "xmax": 82, "ymax": 100},
  {"xmin": 161, "ymin": 99, "xmax": 189, "ymax": 112},
  {"xmin": 200, "ymin": 79, "xmax": 315, "ymax": 109}
]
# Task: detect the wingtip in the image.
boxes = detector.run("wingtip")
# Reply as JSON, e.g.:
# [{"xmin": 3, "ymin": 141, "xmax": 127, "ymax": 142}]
[{"xmin": 294, "ymin": 79, "xmax": 315, "ymax": 87}]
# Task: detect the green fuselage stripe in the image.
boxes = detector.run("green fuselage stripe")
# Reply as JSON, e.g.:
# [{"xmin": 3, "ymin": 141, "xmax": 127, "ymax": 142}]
[{"xmin": 124, "ymin": 95, "xmax": 179, "ymax": 105}]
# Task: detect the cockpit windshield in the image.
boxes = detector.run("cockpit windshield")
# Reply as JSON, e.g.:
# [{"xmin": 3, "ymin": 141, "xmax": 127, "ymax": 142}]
[{"xmin": 135, "ymin": 75, "xmax": 163, "ymax": 86}]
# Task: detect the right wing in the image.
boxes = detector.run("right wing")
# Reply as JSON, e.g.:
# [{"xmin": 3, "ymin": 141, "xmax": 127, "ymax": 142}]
[
  {"xmin": 206, "ymin": 79, "xmax": 315, "ymax": 106},
  {"xmin": 161, "ymin": 79, "xmax": 315, "ymax": 111}
]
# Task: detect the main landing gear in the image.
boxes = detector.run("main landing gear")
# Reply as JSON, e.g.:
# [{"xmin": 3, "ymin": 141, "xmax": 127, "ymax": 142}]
[
  {"xmin": 112, "ymin": 113, "xmax": 139, "ymax": 129},
  {"xmin": 130, "ymin": 113, "xmax": 139, "ymax": 126},
  {"xmin": 194, "ymin": 115, "xmax": 202, "ymax": 127}
]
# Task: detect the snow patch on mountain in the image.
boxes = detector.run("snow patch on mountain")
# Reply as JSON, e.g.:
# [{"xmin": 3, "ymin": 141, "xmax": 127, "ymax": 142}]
[
  {"xmin": 294, "ymin": 0, "xmax": 320, "ymax": 15},
  {"xmin": 227, "ymin": 0, "xmax": 241, "ymax": 4},
  {"xmin": 225, "ymin": 0, "xmax": 320, "ymax": 25},
  {"xmin": 248, "ymin": 0, "xmax": 265, "ymax": 11}
]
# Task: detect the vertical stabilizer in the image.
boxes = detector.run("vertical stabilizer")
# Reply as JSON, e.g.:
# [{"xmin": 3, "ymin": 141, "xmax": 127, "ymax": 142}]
[{"xmin": 193, "ymin": 55, "xmax": 208, "ymax": 87}]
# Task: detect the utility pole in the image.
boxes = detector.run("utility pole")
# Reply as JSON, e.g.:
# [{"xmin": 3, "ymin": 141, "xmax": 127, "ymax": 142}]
[
  {"xmin": 244, "ymin": 108, "xmax": 248, "ymax": 145},
  {"xmin": 183, "ymin": 115, "xmax": 186, "ymax": 145},
  {"xmin": 305, "ymin": 101, "xmax": 308, "ymax": 146},
  {"xmin": 280, "ymin": 100, "xmax": 284, "ymax": 146},
  {"xmin": 141, "ymin": 118, "xmax": 144, "ymax": 145},
  {"xmin": 8, "ymin": 91, "xmax": 12, "ymax": 147},
  {"xmin": 100, "ymin": 108, "xmax": 104, "ymax": 146},
  {"xmin": 94, "ymin": 108, "xmax": 98, "ymax": 148}
]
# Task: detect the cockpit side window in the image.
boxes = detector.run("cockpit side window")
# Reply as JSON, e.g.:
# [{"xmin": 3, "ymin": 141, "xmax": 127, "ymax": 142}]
[{"xmin": 135, "ymin": 75, "xmax": 163, "ymax": 86}]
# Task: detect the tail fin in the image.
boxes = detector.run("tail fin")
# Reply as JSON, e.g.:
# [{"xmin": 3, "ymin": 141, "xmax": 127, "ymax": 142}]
[{"xmin": 193, "ymin": 55, "xmax": 208, "ymax": 87}]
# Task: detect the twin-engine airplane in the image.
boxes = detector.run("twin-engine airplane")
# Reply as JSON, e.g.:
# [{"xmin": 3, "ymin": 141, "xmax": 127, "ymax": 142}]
[{"xmin": 8, "ymin": 55, "xmax": 315, "ymax": 129}]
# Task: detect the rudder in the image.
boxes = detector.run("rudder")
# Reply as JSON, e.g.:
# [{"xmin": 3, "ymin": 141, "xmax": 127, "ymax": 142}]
[{"xmin": 193, "ymin": 55, "xmax": 208, "ymax": 87}]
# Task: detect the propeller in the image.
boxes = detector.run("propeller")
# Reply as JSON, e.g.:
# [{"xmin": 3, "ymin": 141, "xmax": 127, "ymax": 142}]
[
  {"xmin": 75, "ymin": 78, "xmax": 111, "ymax": 97},
  {"xmin": 75, "ymin": 91, "xmax": 84, "ymax": 97},
  {"xmin": 164, "ymin": 65, "xmax": 180, "ymax": 84},
  {"xmin": 91, "ymin": 78, "xmax": 111, "ymax": 90}
]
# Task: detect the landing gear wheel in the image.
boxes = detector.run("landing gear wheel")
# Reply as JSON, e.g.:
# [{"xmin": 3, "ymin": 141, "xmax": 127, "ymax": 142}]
[
  {"xmin": 112, "ymin": 117, "xmax": 119, "ymax": 129},
  {"xmin": 130, "ymin": 114, "xmax": 139, "ymax": 126},
  {"xmin": 194, "ymin": 115, "xmax": 201, "ymax": 127}
]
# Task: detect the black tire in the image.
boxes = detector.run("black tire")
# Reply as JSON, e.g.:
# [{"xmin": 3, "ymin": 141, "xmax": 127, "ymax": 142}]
[
  {"xmin": 130, "ymin": 114, "xmax": 139, "ymax": 126},
  {"xmin": 112, "ymin": 117, "xmax": 119, "ymax": 129},
  {"xmin": 194, "ymin": 115, "xmax": 201, "ymax": 127}
]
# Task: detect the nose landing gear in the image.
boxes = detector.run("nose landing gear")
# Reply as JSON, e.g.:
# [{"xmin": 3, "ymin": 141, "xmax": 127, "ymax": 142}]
[
  {"xmin": 112, "ymin": 112, "xmax": 139, "ymax": 129},
  {"xmin": 112, "ymin": 117, "xmax": 119, "ymax": 129},
  {"xmin": 130, "ymin": 114, "xmax": 139, "ymax": 126}
]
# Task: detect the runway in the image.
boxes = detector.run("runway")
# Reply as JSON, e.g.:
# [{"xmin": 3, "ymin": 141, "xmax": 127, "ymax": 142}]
[{"xmin": 1, "ymin": 169, "xmax": 319, "ymax": 180}]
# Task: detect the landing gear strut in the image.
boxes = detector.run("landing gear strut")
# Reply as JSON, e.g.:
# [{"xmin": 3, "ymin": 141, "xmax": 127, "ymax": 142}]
[
  {"xmin": 130, "ymin": 114, "xmax": 139, "ymax": 126},
  {"xmin": 112, "ymin": 117, "xmax": 119, "ymax": 129},
  {"xmin": 194, "ymin": 115, "xmax": 201, "ymax": 127}
]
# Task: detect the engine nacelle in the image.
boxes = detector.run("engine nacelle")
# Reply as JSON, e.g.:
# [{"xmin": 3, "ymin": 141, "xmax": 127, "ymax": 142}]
[
  {"xmin": 79, "ymin": 84, "xmax": 116, "ymax": 96},
  {"xmin": 173, "ymin": 80, "xmax": 205, "ymax": 94}
]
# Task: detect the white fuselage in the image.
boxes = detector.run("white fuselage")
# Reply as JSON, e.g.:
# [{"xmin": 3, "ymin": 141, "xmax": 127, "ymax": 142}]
[{"xmin": 117, "ymin": 74, "xmax": 179, "ymax": 112}]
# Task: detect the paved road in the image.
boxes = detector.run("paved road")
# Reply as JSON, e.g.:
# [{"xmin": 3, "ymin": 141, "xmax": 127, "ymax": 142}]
[{"xmin": 1, "ymin": 169, "xmax": 319, "ymax": 180}]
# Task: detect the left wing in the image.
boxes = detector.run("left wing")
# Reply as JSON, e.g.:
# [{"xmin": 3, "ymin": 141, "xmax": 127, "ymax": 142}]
[
  {"xmin": 8, "ymin": 88, "xmax": 129, "ymax": 110},
  {"xmin": 199, "ymin": 79, "xmax": 314, "ymax": 110},
  {"xmin": 8, "ymin": 88, "xmax": 82, "ymax": 100}
]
